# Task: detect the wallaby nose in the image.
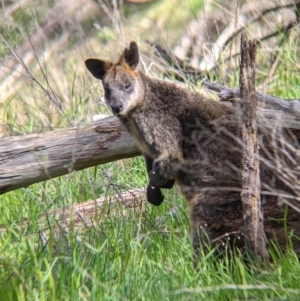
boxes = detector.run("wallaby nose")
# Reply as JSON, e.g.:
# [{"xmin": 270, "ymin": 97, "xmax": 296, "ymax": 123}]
[{"xmin": 111, "ymin": 101, "xmax": 123, "ymax": 115}]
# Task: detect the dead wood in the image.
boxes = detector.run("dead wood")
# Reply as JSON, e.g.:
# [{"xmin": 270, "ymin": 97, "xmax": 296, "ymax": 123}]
[
  {"xmin": 204, "ymin": 80, "xmax": 300, "ymax": 116},
  {"xmin": 174, "ymin": 0, "xmax": 299, "ymax": 71},
  {"xmin": 173, "ymin": 0, "xmax": 216, "ymax": 68},
  {"xmin": 222, "ymin": 0, "xmax": 299, "ymax": 45},
  {"xmin": 0, "ymin": 0, "xmax": 99, "ymax": 101},
  {"xmin": 239, "ymin": 32, "xmax": 269, "ymax": 260},
  {"xmin": 38, "ymin": 189, "xmax": 144, "ymax": 243},
  {"xmin": 0, "ymin": 116, "xmax": 140, "ymax": 194},
  {"xmin": 0, "ymin": 188, "xmax": 145, "ymax": 246}
]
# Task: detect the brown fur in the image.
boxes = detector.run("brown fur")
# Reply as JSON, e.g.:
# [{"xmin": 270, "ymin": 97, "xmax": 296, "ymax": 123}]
[{"xmin": 85, "ymin": 42, "xmax": 300, "ymax": 260}]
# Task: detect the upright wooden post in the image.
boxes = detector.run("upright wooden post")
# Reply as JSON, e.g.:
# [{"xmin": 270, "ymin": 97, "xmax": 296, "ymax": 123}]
[{"xmin": 239, "ymin": 32, "xmax": 269, "ymax": 261}]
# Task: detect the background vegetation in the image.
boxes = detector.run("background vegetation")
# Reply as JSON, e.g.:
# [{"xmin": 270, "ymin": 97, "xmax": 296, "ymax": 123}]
[{"xmin": 1, "ymin": 0, "xmax": 300, "ymax": 300}]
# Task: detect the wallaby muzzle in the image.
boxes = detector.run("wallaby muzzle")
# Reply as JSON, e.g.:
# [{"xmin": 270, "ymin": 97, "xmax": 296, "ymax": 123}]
[{"xmin": 110, "ymin": 100, "xmax": 123, "ymax": 115}]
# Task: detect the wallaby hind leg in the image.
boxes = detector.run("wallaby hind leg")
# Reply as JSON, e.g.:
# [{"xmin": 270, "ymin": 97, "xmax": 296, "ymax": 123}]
[{"xmin": 189, "ymin": 192, "xmax": 244, "ymax": 261}]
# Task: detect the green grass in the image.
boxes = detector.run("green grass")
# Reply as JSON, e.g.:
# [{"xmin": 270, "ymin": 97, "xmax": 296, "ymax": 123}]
[
  {"xmin": 1, "ymin": 0, "xmax": 300, "ymax": 300},
  {"xmin": 1, "ymin": 159, "xmax": 300, "ymax": 301}
]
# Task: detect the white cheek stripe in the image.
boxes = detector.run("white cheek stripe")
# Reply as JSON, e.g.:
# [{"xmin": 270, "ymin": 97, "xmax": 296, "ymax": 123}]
[{"xmin": 121, "ymin": 79, "xmax": 144, "ymax": 115}]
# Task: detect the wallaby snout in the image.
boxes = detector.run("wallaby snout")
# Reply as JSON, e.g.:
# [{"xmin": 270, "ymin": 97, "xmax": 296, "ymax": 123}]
[{"xmin": 110, "ymin": 100, "xmax": 123, "ymax": 115}]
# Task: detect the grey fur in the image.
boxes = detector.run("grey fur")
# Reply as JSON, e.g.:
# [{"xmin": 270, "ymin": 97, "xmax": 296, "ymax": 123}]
[{"xmin": 85, "ymin": 42, "xmax": 300, "ymax": 260}]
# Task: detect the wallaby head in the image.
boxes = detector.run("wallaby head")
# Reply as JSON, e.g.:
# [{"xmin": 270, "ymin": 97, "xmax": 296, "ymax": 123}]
[{"xmin": 85, "ymin": 41, "xmax": 144, "ymax": 117}]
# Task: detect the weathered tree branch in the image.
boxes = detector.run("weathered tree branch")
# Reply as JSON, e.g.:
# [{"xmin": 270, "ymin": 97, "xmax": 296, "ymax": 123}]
[
  {"xmin": 0, "ymin": 116, "xmax": 140, "ymax": 194},
  {"xmin": 204, "ymin": 80, "xmax": 300, "ymax": 113},
  {"xmin": 173, "ymin": 0, "xmax": 299, "ymax": 71},
  {"xmin": 239, "ymin": 32, "xmax": 268, "ymax": 260}
]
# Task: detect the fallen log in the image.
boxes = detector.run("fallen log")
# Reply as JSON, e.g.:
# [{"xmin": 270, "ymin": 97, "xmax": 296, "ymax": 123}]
[
  {"xmin": 0, "ymin": 188, "xmax": 147, "ymax": 252},
  {"xmin": 1, "ymin": 90, "xmax": 300, "ymax": 198},
  {"xmin": 0, "ymin": 188, "xmax": 145, "ymax": 241},
  {"xmin": 0, "ymin": 116, "xmax": 140, "ymax": 194},
  {"xmin": 202, "ymin": 80, "xmax": 300, "ymax": 115},
  {"xmin": 2, "ymin": 41, "xmax": 300, "ymax": 204}
]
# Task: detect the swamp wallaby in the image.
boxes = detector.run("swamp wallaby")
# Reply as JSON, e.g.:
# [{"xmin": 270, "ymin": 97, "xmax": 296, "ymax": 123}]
[{"xmin": 85, "ymin": 41, "xmax": 300, "ymax": 259}]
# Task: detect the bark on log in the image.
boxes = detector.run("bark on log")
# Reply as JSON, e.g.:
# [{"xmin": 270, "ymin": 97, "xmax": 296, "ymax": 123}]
[
  {"xmin": 239, "ymin": 32, "xmax": 269, "ymax": 260},
  {"xmin": 0, "ymin": 116, "xmax": 140, "ymax": 194}
]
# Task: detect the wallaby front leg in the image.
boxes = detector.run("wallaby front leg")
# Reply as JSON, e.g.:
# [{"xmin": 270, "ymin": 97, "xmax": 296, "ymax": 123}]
[
  {"xmin": 139, "ymin": 114, "xmax": 182, "ymax": 205},
  {"xmin": 147, "ymin": 158, "xmax": 178, "ymax": 206},
  {"xmin": 144, "ymin": 154, "xmax": 153, "ymax": 175},
  {"xmin": 144, "ymin": 154, "xmax": 175, "ymax": 189},
  {"xmin": 149, "ymin": 157, "xmax": 179, "ymax": 188},
  {"xmin": 144, "ymin": 154, "xmax": 174, "ymax": 206}
]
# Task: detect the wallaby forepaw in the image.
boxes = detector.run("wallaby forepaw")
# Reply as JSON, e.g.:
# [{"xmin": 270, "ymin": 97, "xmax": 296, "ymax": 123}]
[
  {"xmin": 161, "ymin": 178, "xmax": 175, "ymax": 189},
  {"xmin": 146, "ymin": 185, "xmax": 164, "ymax": 206}
]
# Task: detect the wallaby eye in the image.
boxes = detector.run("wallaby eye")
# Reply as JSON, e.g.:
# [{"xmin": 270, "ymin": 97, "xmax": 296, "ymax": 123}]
[{"xmin": 125, "ymin": 83, "xmax": 131, "ymax": 91}]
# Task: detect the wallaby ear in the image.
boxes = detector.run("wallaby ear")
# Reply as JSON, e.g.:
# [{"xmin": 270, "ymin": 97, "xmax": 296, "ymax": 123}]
[
  {"xmin": 85, "ymin": 59, "xmax": 113, "ymax": 80},
  {"xmin": 121, "ymin": 41, "xmax": 139, "ymax": 70}
]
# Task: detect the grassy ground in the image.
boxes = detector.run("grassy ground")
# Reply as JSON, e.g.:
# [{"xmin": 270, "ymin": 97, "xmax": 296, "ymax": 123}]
[
  {"xmin": 1, "ymin": 164, "xmax": 300, "ymax": 301},
  {"xmin": 1, "ymin": 0, "xmax": 300, "ymax": 300}
]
